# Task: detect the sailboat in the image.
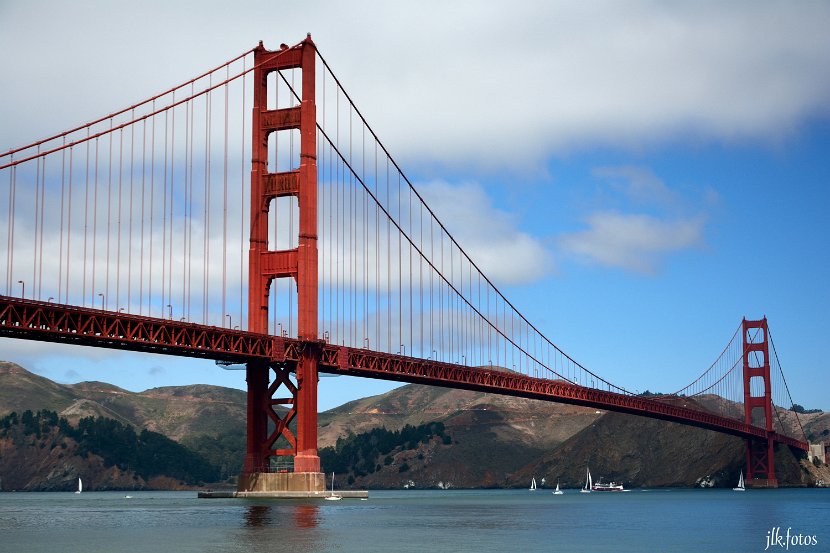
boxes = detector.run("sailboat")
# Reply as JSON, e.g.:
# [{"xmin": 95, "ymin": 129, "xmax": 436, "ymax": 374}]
[
  {"xmin": 580, "ymin": 467, "xmax": 592, "ymax": 493},
  {"xmin": 553, "ymin": 479, "xmax": 564, "ymax": 495},
  {"xmin": 75, "ymin": 477, "xmax": 82, "ymax": 494},
  {"xmin": 733, "ymin": 470, "xmax": 745, "ymax": 492},
  {"xmin": 529, "ymin": 477, "xmax": 537, "ymax": 491},
  {"xmin": 324, "ymin": 472, "xmax": 342, "ymax": 501}
]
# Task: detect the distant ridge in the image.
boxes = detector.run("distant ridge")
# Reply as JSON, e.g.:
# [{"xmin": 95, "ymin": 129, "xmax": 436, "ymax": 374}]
[{"xmin": 1, "ymin": 360, "xmax": 827, "ymax": 490}]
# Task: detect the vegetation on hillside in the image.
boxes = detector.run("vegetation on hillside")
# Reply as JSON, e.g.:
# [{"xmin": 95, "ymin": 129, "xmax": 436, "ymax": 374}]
[
  {"xmin": 319, "ymin": 422, "xmax": 451, "ymax": 483},
  {"xmin": 180, "ymin": 433, "xmax": 244, "ymax": 481},
  {"xmin": 1, "ymin": 410, "xmax": 218, "ymax": 484},
  {"xmin": 791, "ymin": 404, "xmax": 823, "ymax": 415}
]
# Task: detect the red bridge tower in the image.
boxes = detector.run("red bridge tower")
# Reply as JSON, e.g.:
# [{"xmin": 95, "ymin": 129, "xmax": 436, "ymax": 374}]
[
  {"xmin": 239, "ymin": 36, "xmax": 324, "ymax": 493},
  {"xmin": 742, "ymin": 317, "xmax": 778, "ymax": 488}
]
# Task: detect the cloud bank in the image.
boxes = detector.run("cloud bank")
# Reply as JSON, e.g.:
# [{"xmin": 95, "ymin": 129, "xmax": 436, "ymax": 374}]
[{"xmin": 2, "ymin": 2, "xmax": 830, "ymax": 171}]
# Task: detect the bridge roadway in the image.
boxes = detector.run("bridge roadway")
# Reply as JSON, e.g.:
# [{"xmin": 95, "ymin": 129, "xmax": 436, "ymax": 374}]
[{"xmin": 0, "ymin": 295, "xmax": 807, "ymax": 451}]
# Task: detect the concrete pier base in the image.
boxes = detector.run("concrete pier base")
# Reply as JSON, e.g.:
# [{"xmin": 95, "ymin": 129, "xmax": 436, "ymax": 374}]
[
  {"xmin": 198, "ymin": 471, "xmax": 368, "ymax": 499},
  {"xmin": 238, "ymin": 471, "xmax": 326, "ymax": 493},
  {"xmin": 198, "ymin": 489, "xmax": 369, "ymax": 499}
]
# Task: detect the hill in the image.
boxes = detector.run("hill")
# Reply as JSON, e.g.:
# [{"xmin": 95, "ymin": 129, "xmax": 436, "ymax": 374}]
[
  {"xmin": 0, "ymin": 361, "xmax": 247, "ymax": 488},
  {"xmin": 317, "ymin": 389, "xmax": 829, "ymax": 489},
  {"xmin": 1, "ymin": 361, "xmax": 827, "ymax": 490},
  {"xmin": 0, "ymin": 361, "xmax": 247, "ymax": 441}
]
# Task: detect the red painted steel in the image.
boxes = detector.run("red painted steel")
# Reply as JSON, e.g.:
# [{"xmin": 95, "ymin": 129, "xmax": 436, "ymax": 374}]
[
  {"xmin": 0, "ymin": 296, "xmax": 277, "ymax": 360},
  {"xmin": 0, "ymin": 295, "xmax": 807, "ymax": 455},
  {"xmin": 0, "ymin": 40, "xmax": 809, "ymax": 488},
  {"xmin": 313, "ymin": 343, "xmax": 806, "ymax": 450},
  {"xmin": 742, "ymin": 318, "xmax": 778, "ymax": 486},
  {"xmin": 245, "ymin": 36, "xmax": 320, "ymax": 474}
]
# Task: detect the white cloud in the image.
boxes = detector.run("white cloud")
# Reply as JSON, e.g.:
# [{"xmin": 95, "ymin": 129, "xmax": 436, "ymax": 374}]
[
  {"xmin": 559, "ymin": 211, "xmax": 705, "ymax": 274},
  {"xmin": 591, "ymin": 166, "xmax": 679, "ymax": 208},
  {"xmin": 558, "ymin": 165, "xmax": 710, "ymax": 273},
  {"xmin": 418, "ymin": 180, "xmax": 552, "ymax": 285},
  {"xmin": 2, "ymin": 2, "xmax": 830, "ymax": 172}
]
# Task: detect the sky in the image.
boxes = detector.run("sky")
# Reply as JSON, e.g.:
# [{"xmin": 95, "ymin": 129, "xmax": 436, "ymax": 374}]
[{"xmin": 1, "ymin": 1, "xmax": 829, "ymax": 412}]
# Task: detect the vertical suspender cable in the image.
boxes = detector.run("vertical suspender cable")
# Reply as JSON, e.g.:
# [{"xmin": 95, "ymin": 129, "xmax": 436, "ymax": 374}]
[
  {"xmin": 91, "ymin": 140, "xmax": 99, "ymax": 307},
  {"xmin": 168, "ymin": 96, "xmax": 175, "ymax": 316},
  {"xmin": 148, "ymin": 103, "xmax": 156, "ymax": 315},
  {"xmin": 58, "ymin": 139, "xmax": 66, "ymax": 302},
  {"xmin": 4, "ymin": 155, "xmax": 12, "ymax": 295},
  {"xmin": 203, "ymin": 77, "xmax": 212, "ymax": 323},
  {"xmin": 140, "ymin": 117, "xmax": 146, "ymax": 314},
  {"xmin": 222, "ymin": 66, "xmax": 229, "ymax": 327},
  {"xmin": 32, "ymin": 154, "xmax": 40, "ymax": 298},
  {"xmin": 66, "ymin": 144, "xmax": 74, "ymax": 302},
  {"xmin": 116, "ymin": 128, "xmax": 123, "ymax": 309},
  {"xmin": 161, "ymin": 110, "xmax": 169, "ymax": 315},
  {"xmin": 240, "ymin": 58, "xmax": 246, "ymax": 328},
  {"xmin": 128, "ymin": 113, "xmax": 135, "ymax": 311},
  {"xmin": 83, "ymin": 133, "xmax": 90, "ymax": 305}
]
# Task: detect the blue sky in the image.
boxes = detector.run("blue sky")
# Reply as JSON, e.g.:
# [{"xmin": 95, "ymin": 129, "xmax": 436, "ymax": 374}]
[{"xmin": 1, "ymin": 1, "xmax": 829, "ymax": 411}]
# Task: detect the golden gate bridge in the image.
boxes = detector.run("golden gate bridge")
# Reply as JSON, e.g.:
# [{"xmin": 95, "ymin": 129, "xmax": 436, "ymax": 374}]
[{"xmin": 0, "ymin": 36, "xmax": 813, "ymax": 493}]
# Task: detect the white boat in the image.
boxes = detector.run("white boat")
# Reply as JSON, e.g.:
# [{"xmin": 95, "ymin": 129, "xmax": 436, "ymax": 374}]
[
  {"xmin": 553, "ymin": 479, "xmax": 564, "ymax": 495},
  {"xmin": 592, "ymin": 478, "xmax": 625, "ymax": 492},
  {"xmin": 733, "ymin": 470, "xmax": 745, "ymax": 492},
  {"xmin": 324, "ymin": 472, "xmax": 342, "ymax": 501},
  {"xmin": 580, "ymin": 467, "xmax": 592, "ymax": 493},
  {"xmin": 75, "ymin": 477, "xmax": 82, "ymax": 494},
  {"xmin": 529, "ymin": 477, "xmax": 537, "ymax": 491}
]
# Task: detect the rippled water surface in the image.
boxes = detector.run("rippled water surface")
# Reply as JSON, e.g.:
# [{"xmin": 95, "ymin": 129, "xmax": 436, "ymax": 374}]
[{"xmin": 1, "ymin": 488, "xmax": 828, "ymax": 552}]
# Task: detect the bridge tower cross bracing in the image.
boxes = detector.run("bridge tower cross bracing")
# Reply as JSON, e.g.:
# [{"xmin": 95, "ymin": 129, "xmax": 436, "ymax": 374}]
[
  {"xmin": 241, "ymin": 35, "xmax": 323, "ymax": 492},
  {"xmin": 742, "ymin": 317, "xmax": 778, "ymax": 488}
]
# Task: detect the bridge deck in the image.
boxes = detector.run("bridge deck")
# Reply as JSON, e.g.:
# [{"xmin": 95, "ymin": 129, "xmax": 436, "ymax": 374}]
[{"xmin": 0, "ymin": 295, "xmax": 807, "ymax": 451}]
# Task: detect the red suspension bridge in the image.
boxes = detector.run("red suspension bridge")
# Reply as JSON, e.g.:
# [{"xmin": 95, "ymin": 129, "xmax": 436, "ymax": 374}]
[{"xmin": 0, "ymin": 36, "xmax": 811, "ymax": 491}]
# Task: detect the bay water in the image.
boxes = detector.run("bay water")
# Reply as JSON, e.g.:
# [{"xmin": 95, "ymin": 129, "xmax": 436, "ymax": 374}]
[{"xmin": 1, "ymin": 488, "xmax": 828, "ymax": 552}]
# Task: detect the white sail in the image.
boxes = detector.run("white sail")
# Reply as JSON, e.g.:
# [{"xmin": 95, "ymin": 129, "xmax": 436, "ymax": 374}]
[
  {"xmin": 581, "ymin": 467, "xmax": 592, "ymax": 493},
  {"xmin": 529, "ymin": 477, "xmax": 537, "ymax": 491},
  {"xmin": 325, "ymin": 472, "xmax": 342, "ymax": 500},
  {"xmin": 75, "ymin": 477, "xmax": 82, "ymax": 494},
  {"xmin": 733, "ymin": 470, "xmax": 745, "ymax": 491}
]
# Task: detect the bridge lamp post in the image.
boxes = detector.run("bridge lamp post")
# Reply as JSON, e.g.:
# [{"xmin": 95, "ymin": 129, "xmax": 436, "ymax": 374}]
[
  {"xmin": 47, "ymin": 297, "xmax": 54, "ymax": 303},
  {"xmin": 432, "ymin": 350, "xmax": 437, "ymax": 361},
  {"xmin": 278, "ymin": 322, "xmax": 283, "ymax": 337},
  {"xmin": 401, "ymin": 344, "xmax": 406, "ymax": 356},
  {"xmin": 167, "ymin": 304, "xmax": 172, "ymax": 320},
  {"xmin": 98, "ymin": 293, "xmax": 105, "ymax": 310},
  {"xmin": 324, "ymin": 330, "xmax": 330, "ymax": 343},
  {"xmin": 461, "ymin": 355, "xmax": 466, "ymax": 366},
  {"xmin": 17, "ymin": 280, "xmax": 24, "ymax": 299},
  {"xmin": 364, "ymin": 337, "xmax": 370, "ymax": 349},
  {"xmin": 226, "ymin": 314, "xmax": 232, "ymax": 329}
]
